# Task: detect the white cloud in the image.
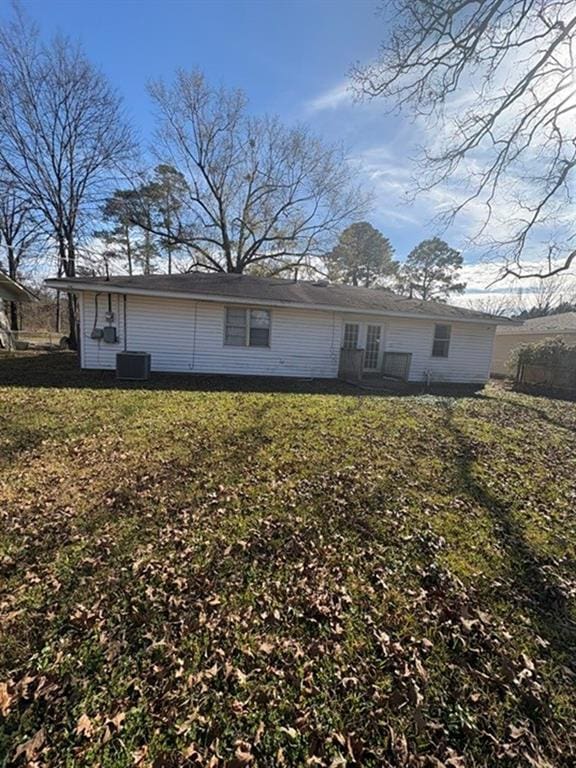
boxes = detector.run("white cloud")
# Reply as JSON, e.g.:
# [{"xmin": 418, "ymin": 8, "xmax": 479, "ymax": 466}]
[{"xmin": 305, "ymin": 81, "xmax": 354, "ymax": 112}]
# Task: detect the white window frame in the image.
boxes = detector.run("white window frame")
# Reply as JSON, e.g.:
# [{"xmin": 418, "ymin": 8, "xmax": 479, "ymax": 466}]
[
  {"xmin": 224, "ymin": 306, "xmax": 271, "ymax": 348},
  {"xmin": 432, "ymin": 323, "xmax": 451, "ymax": 358},
  {"xmin": 342, "ymin": 323, "xmax": 360, "ymax": 350}
]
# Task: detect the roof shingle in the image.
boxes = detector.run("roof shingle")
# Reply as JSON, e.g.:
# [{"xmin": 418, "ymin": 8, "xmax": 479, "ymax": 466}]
[{"xmin": 45, "ymin": 271, "xmax": 513, "ymax": 323}]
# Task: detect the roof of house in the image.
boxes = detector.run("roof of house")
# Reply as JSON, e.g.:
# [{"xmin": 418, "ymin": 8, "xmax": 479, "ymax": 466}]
[
  {"xmin": 44, "ymin": 271, "xmax": 516, "ymax": 325},
  {"xmin": 0, "ymin": 269, "xmax": 37, "ymax": 303},
  {"xmin": 496, "ymin": 311, "xmax": 576, "ymax": 335}
]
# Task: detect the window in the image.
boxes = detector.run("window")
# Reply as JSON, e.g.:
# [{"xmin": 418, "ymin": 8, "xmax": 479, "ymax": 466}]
[
  {"xmin": 225, "ymin": 307, "xmax": 270, "ymax": 347},
  {"xmin": 249, "ymin": 309, "xmax": 270, "ymax": 347},
  {"xmin": 343, "ymin": 323, "xmax": 359, "ymax": 350},
  {"xmin": 432, "ymin": 324, "xmax": 451, "ymax": 357}
]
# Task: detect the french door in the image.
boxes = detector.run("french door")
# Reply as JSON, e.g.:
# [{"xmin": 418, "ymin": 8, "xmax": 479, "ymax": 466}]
[{"xmin": 364, "ymin": 324, "xmax": 382, "ymax": 371}]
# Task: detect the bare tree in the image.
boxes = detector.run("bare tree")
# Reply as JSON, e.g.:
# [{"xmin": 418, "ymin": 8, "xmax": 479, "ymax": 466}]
[
  {"xmin": 465, "ymin": 294, "xmax": 515, "ymax": 318},
  {"xmin": 142, "ymin": 70, "xmax": 368, "ymax": 275},
  {"xmin": 0, "ymin": 179, "xmax": 42, "ymax": 330},
  {"xmin": 0, "ymin": 11, "xmax": 134, "ymax": 347},
  {"xmin": 352, "ymin": 1, "xmax": 576, "ymax": 281},
  {"xmin": 467, "ymin": 273, "xmax": 573, "ymax": 317}
]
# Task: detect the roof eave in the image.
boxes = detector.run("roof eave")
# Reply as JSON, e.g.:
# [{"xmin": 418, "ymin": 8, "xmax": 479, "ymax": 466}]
[
  {"xmin": 0, "ymin": 274, "xmax": 38, "ymax": 303},
  {"xmin": 44, "ymin": 278, "xmax": 508, "ymax": 326}
]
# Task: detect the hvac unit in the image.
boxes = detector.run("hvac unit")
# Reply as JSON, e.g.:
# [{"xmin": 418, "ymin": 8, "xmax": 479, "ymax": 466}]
[{"xmin": 116, "ymin": 352, "xmax": 151, "ymax": 381}]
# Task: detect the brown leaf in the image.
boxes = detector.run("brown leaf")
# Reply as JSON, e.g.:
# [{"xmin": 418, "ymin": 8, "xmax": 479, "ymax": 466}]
[
  {"xmin": 14, "ymin": 727, "xmax": 45, "ymax": 761},
  {"xmin": 183, "ymin": 743, "xmax": 203, "ymax": 762},
  {"xmin": 259, "ymin": 641, "xmax": 274, "ymax": 655},
  {"xmin": 0, "ymin": 682, "xmax": 12, "ymax": 717},
  {"xmin": 233, "ymin": 740, "xmax": 253, "ymax": 765},
  {"xmin": 109, "ymin": 711, "xmax": 126, "ymax": 730},
  {"xmin": 254, "ymin": 721, "xmax": 265, "ymax": 745},
  {"xmin": 133, "ymin": 745, "xmax": 149, "ymax": 765},
  {"xmin": 76, "ymin": 713, "xmax": 94, "ymax": 738}
]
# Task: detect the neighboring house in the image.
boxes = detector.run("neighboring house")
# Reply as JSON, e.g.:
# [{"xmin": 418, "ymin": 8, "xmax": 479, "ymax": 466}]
[
  {"xmin": 492, "ymin": 312, "xmax": 576, "ymax": 377},
  {"xmin": 0, "ymin": 269, "xmax": 37, "ymax": 350},
  {"xmin": 45, "ymin": 272, "xmax": 511, "ymax": 384}
]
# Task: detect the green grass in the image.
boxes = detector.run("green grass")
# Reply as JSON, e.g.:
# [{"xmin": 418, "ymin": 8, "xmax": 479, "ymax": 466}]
[{"xmin": 1, "ymin": 354, "xmax": 576, "ymax": 766}]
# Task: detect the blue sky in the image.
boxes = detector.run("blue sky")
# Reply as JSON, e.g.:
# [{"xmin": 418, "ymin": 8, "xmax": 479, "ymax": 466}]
[
  {"xmin": 12, "ymin": 0, "xmax": 569, "ymax": 303},
  {"xmin": 15, "ymin": 1, "xmax": 421, "ymax": 246}
]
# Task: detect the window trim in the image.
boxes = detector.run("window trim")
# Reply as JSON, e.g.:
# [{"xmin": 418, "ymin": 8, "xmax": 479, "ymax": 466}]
[
  {"xmin": 431, "ymin": 323, "xmax": 451, "ymax": 358},
  {"xmin": 223, "ymin": 305, "xmax": 272, "ymax": 348},
  {"xmin": 342, "ymin": 322, "xmax": 360, "ymax": 350}
]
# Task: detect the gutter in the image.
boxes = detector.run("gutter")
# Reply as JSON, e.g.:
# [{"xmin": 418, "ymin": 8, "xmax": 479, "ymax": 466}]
[{"xmin": 44, "ymin": 278, "xmax": 516, "ymax": 327}]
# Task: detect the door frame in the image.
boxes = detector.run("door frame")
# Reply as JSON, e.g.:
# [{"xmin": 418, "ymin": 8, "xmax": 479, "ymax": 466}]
[{"xmin": 363, "ymin": 322, "xmax": 384, "ymax": 372}]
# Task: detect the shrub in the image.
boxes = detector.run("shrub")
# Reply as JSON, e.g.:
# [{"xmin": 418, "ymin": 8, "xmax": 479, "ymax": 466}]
[{"xmin": 510, "ymin": 336, "xmax": 576, "ymax": 370}]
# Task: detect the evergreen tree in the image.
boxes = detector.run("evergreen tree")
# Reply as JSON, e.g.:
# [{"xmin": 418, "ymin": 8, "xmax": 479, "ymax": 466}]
[
  {"xmin": 324, "ymin": 222, "xmax": 397, "ymax": 287},
  {"xmin": 398, "ymin": 238, "xmax": 465, "ymax": 302}
]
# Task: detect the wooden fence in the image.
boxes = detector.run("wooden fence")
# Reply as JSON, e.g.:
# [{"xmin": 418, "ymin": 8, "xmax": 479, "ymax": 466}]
[{"xmin": 515, "ymin": 339, "xmax": 576, "ymax": 395}]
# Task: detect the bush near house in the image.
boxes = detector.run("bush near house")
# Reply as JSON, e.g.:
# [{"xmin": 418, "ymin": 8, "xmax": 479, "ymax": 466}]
[
  {"xmin": 513, "ymin": 337, "xmax": 576, "ymax": 395},
  {"xmin": 1, "ymin": 356, "xmax": 576, "ymax": 767}
]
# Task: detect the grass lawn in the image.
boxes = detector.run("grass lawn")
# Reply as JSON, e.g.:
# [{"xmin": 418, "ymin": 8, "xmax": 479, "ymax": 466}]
[{"xmin": 1, "ymin": 354, "xmax": 576, "ymax": 767}]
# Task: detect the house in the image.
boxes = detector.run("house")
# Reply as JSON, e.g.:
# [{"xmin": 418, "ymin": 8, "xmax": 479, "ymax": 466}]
[
  {"xmin": 0, "ymin": 269, "xmax": 37, "ymax": 350},
  {"xmin": 45, "ymin": 272, "xmax": 512, "ymax": 384},
  {"xmin": 491, "ymin": 312, "xmax": 576, "ymax": 377}
]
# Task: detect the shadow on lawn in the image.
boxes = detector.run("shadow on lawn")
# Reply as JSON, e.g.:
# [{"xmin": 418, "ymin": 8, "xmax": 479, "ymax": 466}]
[
  {"xmin": 0, "ymin": 351, "xmax": 484, "ymax": 398},
  {"xmin": 442, "ymin": 402, "xmax": 576, "ymax": 660},
  {"xmin": 498, "ymin": 395, "xmax": 576, "ymax": 436}
]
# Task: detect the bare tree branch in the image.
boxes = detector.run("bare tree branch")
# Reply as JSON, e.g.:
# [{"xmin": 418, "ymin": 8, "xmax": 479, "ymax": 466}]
[
  {"xmin": 352, "ymin": 0, "xmax": 576, "ymax": 280},
  {"xmin": 139, "ymin": 69, "xmax": 370, "ymax": 274}
]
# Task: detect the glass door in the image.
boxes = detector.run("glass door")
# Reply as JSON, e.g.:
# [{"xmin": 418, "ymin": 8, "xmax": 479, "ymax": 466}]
[{"xmin": 364, "ymin": 324, "xmax": 382, "ymax": 371}]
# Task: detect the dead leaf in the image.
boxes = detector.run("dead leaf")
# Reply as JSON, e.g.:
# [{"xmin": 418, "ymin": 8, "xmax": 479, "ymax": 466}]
[
  {"xmin": 254, "ymin": 721, "xmax": 265, "ymax": 745},
  {"xmin": 14, "ymin": 727, "xmax": 45, "ymax": 761},
  {"xmin": 259, "ymin": 641, "xmax": 274, "ymax": 655},
  {"xmin": 0, "ymin": 682, "xmax": 12, "ymax": 717},
  {"xmin": 76, "ymin": 713, "xmax": 94, "ymax": 738}
]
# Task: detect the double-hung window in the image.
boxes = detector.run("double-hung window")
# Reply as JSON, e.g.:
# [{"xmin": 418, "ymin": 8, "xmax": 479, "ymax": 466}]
[
  {"xmin": 432, "ymin": 324, "xmax": 451, "ymax": 358},
  {"xmin": 224, "ymin": 307, "xmax": 271, "ymax": 347},
  {"xmin": 343, "ymin": 323, "xmax": 360, "ymax": 350}
]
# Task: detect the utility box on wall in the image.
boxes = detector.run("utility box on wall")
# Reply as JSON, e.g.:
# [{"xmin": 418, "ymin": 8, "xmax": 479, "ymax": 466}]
[
  {"xmin": 116, "ymin": 352, "xmax": 151, "ymax": 381},
  {"xmin": 103, "ymin": 326, "xmax": 118, "ymax": 344}
]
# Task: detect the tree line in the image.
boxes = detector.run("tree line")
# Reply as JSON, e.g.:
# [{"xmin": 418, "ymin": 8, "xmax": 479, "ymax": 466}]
[{"xmin": 7, "ymin": 2, "xmax": 568, "ymax": 345}]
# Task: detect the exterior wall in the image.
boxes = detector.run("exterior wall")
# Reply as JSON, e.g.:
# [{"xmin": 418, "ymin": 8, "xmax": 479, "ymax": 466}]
[
  {"xmin": 491, "ymin": 332, "xmax": 576, "ymax": 377},
  {"xmin": 337, "ymin": 314, "xmax": 496, "ymax": 384},
  {"xmin": 80, "ymin": 291, "xmax": 340, "ymax": 378},
  {"xmin": 79, "ymin": 290, "xmax": 495, "ymax": 383}
]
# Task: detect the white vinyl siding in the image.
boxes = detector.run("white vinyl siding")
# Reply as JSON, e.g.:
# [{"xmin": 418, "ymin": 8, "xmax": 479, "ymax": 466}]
[
  {"xmin": 80, "ymin": 291, "xmax": 495, "ymax": 383},
  {"xmin": 384, "ymin": 317, "xmax": 495, "ymax": 383},
  {"xmin": 81, "ymin": 292, "xmax": 339, "ymax": 378}
]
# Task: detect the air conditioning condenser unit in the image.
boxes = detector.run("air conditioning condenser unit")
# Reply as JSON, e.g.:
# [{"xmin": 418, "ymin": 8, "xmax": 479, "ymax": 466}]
[{"xmin": 116, "ymin": 352, "xmax": 151, "ymax": 381}]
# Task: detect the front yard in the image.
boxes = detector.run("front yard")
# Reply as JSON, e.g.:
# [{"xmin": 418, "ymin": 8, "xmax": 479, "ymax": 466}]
[{"xmin": 1, "ymin": 355, "xmax": 576, "ymax": 767}]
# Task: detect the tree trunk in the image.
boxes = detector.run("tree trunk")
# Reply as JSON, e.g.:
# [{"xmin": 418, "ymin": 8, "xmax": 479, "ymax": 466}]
[
  {"xmin": 67, "ymin": 292, "xmax": 78, "ymax": 350},
  {"xmin": 61, "ymin": 235, "xmax": 78, "ymax": 350},
  {"xmin": 55, "ymin": 290, "xmax": 61, "ymax": 333},
  {"xmin": 9, "ymin": 301, "xmax": 19, "ymax": 332},
  {"xmin": 125, "ymin": 224, "xmax": 133, "ymax": 276},
  {"xmin": 6, "ymin": 245, "xmax": 20, "ymax": 331}
]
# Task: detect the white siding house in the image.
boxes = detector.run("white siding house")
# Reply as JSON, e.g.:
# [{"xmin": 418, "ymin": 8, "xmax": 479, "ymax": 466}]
[{"xmin": 47, "ymin": 272, "xmax": 509, "ymax": 385}]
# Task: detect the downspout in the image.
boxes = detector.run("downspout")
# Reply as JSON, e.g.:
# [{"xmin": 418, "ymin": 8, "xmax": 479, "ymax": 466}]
[
  {"xmin": 191, "ymin": 301, "xmax": 198, "ymax": 371},
  {"xmin": 123, "ymin": 294, "xmax": 128, "ymax": 352}
]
